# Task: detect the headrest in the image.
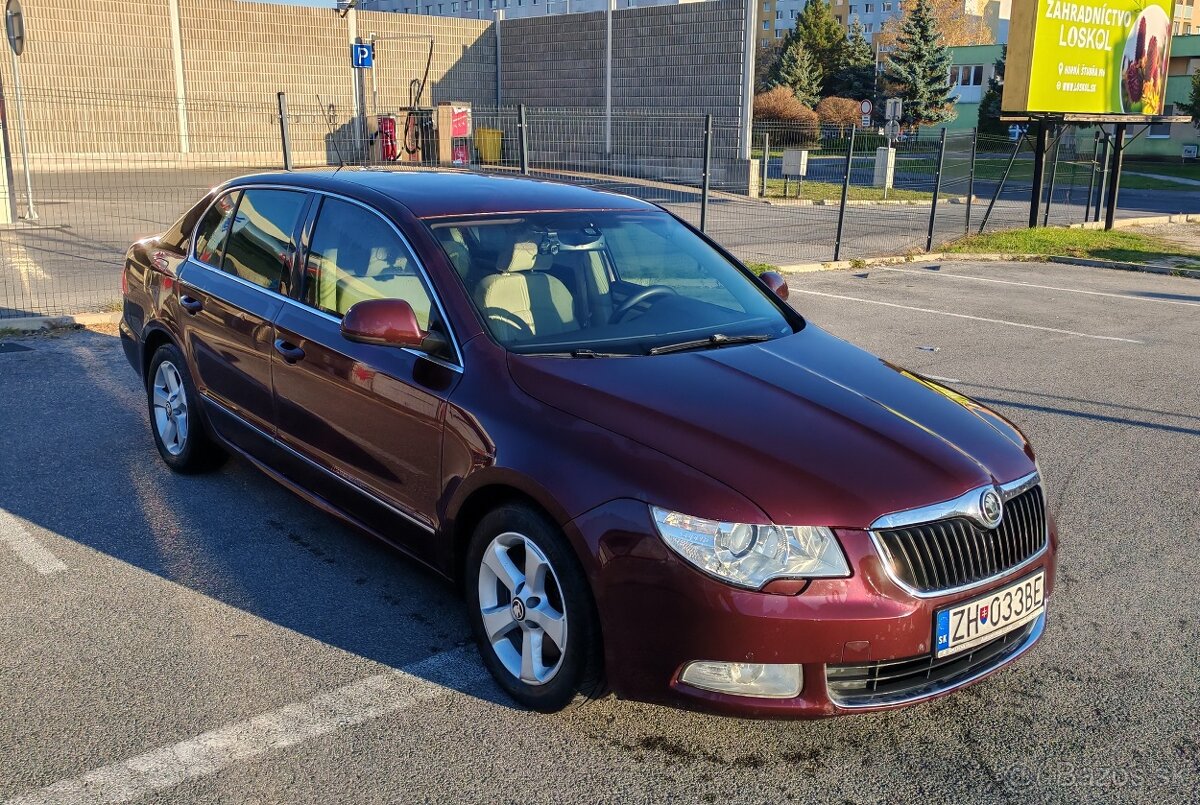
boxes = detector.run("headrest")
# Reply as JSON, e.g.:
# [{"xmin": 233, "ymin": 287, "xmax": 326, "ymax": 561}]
[
  {"xmin": 442, "ymin": 241, "xmax": 471, "ymax": 279},
  {"xmin": 505, "ymin": 241, "xmax": 540, "ymax": 272}
]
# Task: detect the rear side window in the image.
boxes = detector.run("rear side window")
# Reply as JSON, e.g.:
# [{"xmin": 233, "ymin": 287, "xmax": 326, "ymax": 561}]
[
  {"xmin": 220, "ymin": 189, "xmax": 308, "ymax": 292},
  {"xmin": 302, "ymin": 197, "xmax": 434, "ymax": 327},
  {"xmin": 192, "ymin": 191, "xmax": 240, "ymax": 266}
]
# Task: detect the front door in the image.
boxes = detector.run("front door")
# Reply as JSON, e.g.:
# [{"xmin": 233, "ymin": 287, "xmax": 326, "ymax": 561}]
[
  {"xmin": 271, "ymin": 195, "xmax": 460, "ymax": 548},
  {"xmin": 176, "ymin": 187, "xmax": 310, "ymax": 454}
]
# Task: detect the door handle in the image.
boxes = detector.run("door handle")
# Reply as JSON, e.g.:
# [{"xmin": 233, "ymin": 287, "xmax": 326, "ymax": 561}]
[
  {"xmin": 273, "ymin": 338, "xmax": 306, "ymax": 363},
  {"xmin": 179, "ymin": 295, "xmax": 203, "ymax": 314}
]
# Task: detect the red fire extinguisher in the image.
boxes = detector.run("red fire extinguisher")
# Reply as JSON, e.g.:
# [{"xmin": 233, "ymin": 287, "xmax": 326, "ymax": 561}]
[{"xmin": 377, "ymin": 115, "xmax": 398, "ymax": 162}]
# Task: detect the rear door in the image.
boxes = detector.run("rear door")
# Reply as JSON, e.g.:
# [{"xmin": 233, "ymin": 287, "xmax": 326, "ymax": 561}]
[
  {"xmin": 271, "ymin": 194, "xmax": 462, "ymax": 547},
  {"xmin": 176, "ymin": 187, "xmax": 311, "ymax": 454}
]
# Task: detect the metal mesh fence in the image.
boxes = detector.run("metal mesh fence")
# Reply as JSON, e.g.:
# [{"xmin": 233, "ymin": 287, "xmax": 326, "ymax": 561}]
[{"xmin": 0, "ymin": 86, "xmax": 1136, "ymax": 321}]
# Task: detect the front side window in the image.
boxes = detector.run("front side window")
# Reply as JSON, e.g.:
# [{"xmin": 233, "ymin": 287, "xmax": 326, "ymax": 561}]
[
  {"xmin": 303, "ymin": 197, "xmax": 435, "ymax": 328},
  {"xmin": 193, "ymin": 191, "xmax": 240, "ymax": 266},
  {"xmin": 428, "ymin": 211, "xmax": 795, "ymax": 356},
  {"xmin": 221, "ymin": 189, "xmax": 307, "ymax": 292}
]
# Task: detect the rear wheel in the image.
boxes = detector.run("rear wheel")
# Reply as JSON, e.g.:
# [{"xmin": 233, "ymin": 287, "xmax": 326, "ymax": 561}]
[
  {"xmin": 146, "ymin": 344, "xmax": 224, "ymax": 473},
  {"xmin": 466, "ymin": 503, "xmax": 605, "ymax": 712}
]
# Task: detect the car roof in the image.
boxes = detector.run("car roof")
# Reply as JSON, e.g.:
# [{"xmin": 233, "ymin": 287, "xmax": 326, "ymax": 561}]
[{"xmin": 227, "ymin": 169, "xmax": 657, "ymax": 219}]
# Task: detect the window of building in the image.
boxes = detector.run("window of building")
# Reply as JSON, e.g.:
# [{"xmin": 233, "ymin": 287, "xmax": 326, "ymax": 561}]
[
  {"xmin": 451, "ymin": 1, "xmax": 458, "ymax": 10},
  {"xmin": 882, "ymin": 1, "xmax": 891, "ymax": 9},
  {"xmin": 848, "ymin": 4, "xmax": 855, "ymax": 12},
  {"xmin": 865, "ymin": 3, "xmax": 873, "ymax": 11},
  {"xmin": 776, "ymin": 9, "xmax": 782, "ymax": 17},
  {"xmin": 763, "ymin": 20, "xmax": 770, "ymax": 29},
  {"xmin": 1149, "ymin": 105, "xmax": 1175, "ymax": 138},
  {"xmin": 762, "ymin": 2, "xmax": 770, "ymax": 10},
  {"xmin": 972, "ymin": 65, "xmax": 984, "ymax": 85},
  {"xmin": 303, "ymin": 198, "xmax": 435, "ymax": 326},
  {"xmin": 220, "ymin": 189, "xmax": 306, "ymax": 293}
]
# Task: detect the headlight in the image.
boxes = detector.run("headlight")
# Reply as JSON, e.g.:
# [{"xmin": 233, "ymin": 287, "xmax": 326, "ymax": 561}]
[{"xmin": 650, "ymin": 507, "xmax": 850, "ymax": 590}]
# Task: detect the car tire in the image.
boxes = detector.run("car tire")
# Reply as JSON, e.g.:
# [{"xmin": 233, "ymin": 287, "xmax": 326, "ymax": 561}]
[
  {"xmin": 466, "ymin": 503, "xmax": 605, "ymax": 712},
  {"xmin": 146, "ymin": 343, "xmax": 224, "ymax": 473}
]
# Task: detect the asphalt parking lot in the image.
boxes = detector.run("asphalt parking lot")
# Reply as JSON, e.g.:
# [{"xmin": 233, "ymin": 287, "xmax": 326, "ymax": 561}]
[{"xmin": 1, "ymin": 259, "xmax": 1198, "ymax": 804}]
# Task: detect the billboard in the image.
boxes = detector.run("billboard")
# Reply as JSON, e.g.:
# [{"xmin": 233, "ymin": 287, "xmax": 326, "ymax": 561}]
[{"xmin": 1003, "ymin": 0, "xmax": 1175, "ymax": 115}]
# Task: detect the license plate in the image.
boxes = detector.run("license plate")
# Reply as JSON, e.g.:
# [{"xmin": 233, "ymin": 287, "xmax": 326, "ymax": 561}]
[{"xmin": 935, "ymin": 571, "xmax": 1045, "ymax": 658}]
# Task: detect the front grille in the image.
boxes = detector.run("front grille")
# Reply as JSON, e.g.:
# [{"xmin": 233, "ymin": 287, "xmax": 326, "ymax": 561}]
[
  {"xmin": 875, "ymin": 485, "xmax": 1047, "ymax": 594},
  {"xmin": 826, "ymin": 617, "xmax": 1041, "ymax": 707}
]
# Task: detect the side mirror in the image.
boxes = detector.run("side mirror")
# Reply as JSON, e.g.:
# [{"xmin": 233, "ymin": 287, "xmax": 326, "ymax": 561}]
[
  {"xmin": 341, "ymin": 298, "xmax": 425, "ymax": 348},
  {"xmin": 760, "ymin": 271, "xmax": 789, "ymax": 301}
]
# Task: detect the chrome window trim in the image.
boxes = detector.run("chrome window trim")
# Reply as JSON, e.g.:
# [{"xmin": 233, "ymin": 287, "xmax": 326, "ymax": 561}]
[
  {"xmin": 828, "ymin": 613, "xmax": 1045, "ymax": 709},
  {"xmin": 867, "ymin": 471, "xmax": 1048, "ymax": 600},
  {"xmin": 202, "ymin": 396, "xmax": 435, "ymax": 534},
  {"xmin": 186, "ymin": 182, "xmax": 464, "ymax": 372}
]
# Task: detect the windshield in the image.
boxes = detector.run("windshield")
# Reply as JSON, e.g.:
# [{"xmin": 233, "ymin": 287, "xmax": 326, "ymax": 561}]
[{"xmin": 428, "ymin": 210, "xmax": 795, "ymax": 356}]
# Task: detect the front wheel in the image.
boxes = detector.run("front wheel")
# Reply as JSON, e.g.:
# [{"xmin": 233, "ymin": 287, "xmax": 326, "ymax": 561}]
[
  {"xmin": 146, "ymin": 343, "xmax": 224, "ymax": 473},
  {"xmin": 465, "ymin": 504, "xmax": 605, "ymax": 712}
]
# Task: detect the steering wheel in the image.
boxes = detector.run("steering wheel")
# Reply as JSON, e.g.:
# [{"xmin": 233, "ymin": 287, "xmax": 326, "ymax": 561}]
[{"xmin": 609, "ymin": 285, "xmax": 676, "ymax": 324}]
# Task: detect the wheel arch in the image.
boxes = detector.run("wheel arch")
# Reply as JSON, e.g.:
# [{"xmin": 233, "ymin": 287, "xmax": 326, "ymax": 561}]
[
  {"xmin": 448, "ymin": 475, "xmax": 574, "ymax": 590},
  {"xmin": 140, "ymin": 324, "xmax": 179, "ymax": 380}
]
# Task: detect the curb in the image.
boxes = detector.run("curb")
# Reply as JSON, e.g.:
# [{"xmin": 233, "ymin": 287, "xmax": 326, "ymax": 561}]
[
  {"xmin": 0, "ymin": 312, "xmax": 121, "ymax": 332},
  {"xmin": 778, "ymin": 251, "xmax": 1200, "ymax": 279},
  {"xmin": 1070, "ymin": 213, "xmax": 1200, "ymax": 229}
]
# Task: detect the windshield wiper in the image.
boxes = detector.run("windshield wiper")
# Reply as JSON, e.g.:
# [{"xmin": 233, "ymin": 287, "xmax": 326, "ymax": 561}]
[
  {"xmin": 569, "ymin": 348, "xmax": 639, "ymax": 358},
  {"xmin": 648, "ymin": 333, "xmax": 773, "ymax": 356}
]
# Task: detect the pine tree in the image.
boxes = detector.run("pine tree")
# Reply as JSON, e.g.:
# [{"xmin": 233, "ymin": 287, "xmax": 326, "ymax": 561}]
[
  {"xmin": 1180, "ymin": 70, "xmax": 1200, "ymax": 129},
  {"xmin": 882, "ymin": 0, "xmax": 956, "ymax": 127},
  {"xmin": 977, "ymin": 46, "xmax": 1007, "ymax": 135},
  {"xmin": 792, "ymin": 0, "xmax": 847, "ymax": 94},
  {"xmin": 764, "ymin": 39, "xmax": 822, "ymax": 108},
  {"xmin": 828, "ymin": 19, "xmax": 877, "ymax": 101}
]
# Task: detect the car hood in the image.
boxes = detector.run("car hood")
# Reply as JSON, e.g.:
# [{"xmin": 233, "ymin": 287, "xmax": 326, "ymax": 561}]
[{"xmin": 507, "ymin": 325, "xmax": 1035, "ymax": 528}]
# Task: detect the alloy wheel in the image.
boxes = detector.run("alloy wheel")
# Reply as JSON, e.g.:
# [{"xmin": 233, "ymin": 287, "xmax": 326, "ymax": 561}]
[
  {"xmin": 477, "ymin": 531, "xmax": 569, "ymax": 686},
  {"xmin": 152, "ymin": 360, "xmax": 189, "ymax": 456}
]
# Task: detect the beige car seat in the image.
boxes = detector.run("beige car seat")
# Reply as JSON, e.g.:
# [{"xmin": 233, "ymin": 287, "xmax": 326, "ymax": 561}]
[{"xmin": 475, "ymin": 241, "xmax": 577, "ymax": 342}]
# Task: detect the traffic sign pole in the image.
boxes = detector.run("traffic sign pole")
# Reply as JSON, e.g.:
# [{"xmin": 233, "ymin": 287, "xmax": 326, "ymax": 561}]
[{"xmin": 6, "ymin": 0, "xmax": 33, "ymax": 220}]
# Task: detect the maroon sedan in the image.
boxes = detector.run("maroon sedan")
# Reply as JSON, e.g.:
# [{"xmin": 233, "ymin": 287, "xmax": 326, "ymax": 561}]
[{"xmin": 120, "ymin": 170, "xmax": 1056, "ymax": 717}]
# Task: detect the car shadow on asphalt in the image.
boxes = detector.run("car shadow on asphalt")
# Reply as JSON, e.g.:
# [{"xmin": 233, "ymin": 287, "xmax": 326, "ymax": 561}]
[{"xmin": 0, "ymin": 330, "xmax": 516, "ymax": 711}]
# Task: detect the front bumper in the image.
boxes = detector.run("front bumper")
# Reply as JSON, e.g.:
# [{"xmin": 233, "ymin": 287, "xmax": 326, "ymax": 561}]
[{"xmin": 566, "ymin": 499, "xmax": 1057, "ymax": 719}]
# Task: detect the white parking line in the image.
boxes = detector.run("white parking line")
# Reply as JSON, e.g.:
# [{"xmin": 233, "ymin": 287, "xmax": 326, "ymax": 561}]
[
  {"xmin": 790, "ymin": 289, "xmax": 1144, "ymax": 344},
  {"xmin": 0, "ymin": 508, "xmax": 66, "ymax": 576},
  {"xmin": 5, "ymin": 647, "xmax": 488, "ymax": 805},
  {"xmin": 878, "ymin": 266, "xmax": 1200, "ymax": 308}
]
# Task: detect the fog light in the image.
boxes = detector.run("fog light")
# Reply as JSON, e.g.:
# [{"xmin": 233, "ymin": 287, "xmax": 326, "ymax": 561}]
[{"xmin": 679, "ymin": 661, "xmax": 802, "ymax": 698}]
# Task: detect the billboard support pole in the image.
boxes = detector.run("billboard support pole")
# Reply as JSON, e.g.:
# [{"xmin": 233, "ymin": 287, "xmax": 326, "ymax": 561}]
[
  {"xmin": 1093, "ymin": 130, "xmax": 1109, "ymax": 223},
  {"xmin": 1103, "ymin": 123, "xmax": 1126, "ymax": 231},
  {"xmin": 1027, "ymin": 122, "xmax": 1047, "ymax": 228},
  {"xmin": 700, "ymin": 113, "xmax": 713, "ymax": 233},
  {"xmin": 1084, "ymin": 130, "xmax": 1099, "ymax": 222},
  {"xmin": 1042, "ymin": 125, "xmax": 1062, "ymax": 227}
]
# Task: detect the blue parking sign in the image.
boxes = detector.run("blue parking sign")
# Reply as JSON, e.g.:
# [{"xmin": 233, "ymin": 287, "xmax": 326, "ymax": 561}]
[{"xmin": 352, "ymin": 43, "xmax": 374, "ymax": 69}]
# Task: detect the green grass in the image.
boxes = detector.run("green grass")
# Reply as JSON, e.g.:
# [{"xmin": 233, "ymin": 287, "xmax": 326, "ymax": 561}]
[
  {"xmin": 764, "ymin": 178, "xmax": 934, "ymax": 202},
  {"xmin": 743, "ymin": 261, "xmax": 777, "ymax": 275},
  {"xmin": 945, "ymin": 227, "xmax": 1200, "ymax": 267},
  {"xmin": 1124, "ymin": 161, "xmax": 1200, "ymax": 182},
  {"xmin": 970, "ymin": 157, "xmax": 1196, "ymax": 191}
]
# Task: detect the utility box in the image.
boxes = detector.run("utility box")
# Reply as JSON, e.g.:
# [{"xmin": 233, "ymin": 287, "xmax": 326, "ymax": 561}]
[
  {"xmin": 874, "ymin": 147, "xmax": 896, "ymax": 190},
  {"xmin": 436, "ymin": 102, "xmax": 472, "ymax": 165},
  {"xmin": 782, "ymin": 148, "xmax": 808, "ymax": 178}
]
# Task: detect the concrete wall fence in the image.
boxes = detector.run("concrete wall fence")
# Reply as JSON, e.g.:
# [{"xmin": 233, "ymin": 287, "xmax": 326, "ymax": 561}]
[{"xmin": 0, "ymin": 0, "xmax": 750, "ymax": 166}]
